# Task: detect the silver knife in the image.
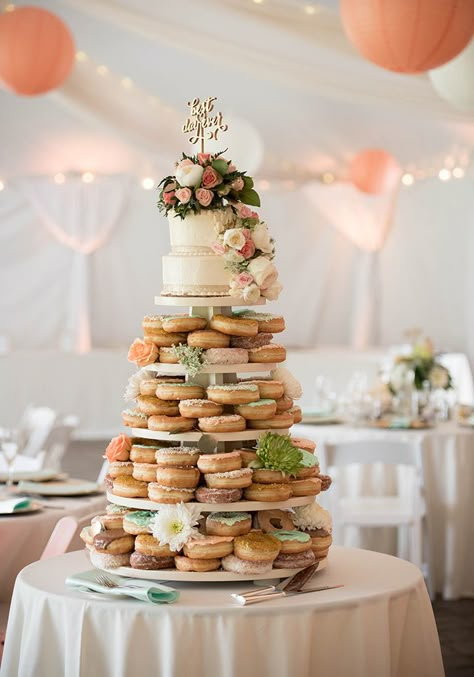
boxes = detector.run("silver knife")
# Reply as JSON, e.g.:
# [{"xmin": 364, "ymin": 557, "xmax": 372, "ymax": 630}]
[{"xmin": 232, "ymin": 584, "xmax": 344, "ymax": 605}]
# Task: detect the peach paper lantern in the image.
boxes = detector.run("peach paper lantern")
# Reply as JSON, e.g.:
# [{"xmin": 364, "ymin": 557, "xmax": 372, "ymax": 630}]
[
  {"xmin": 340, "ymin": 0, "xmax": 474, "ymax": 74},
  {"xmin": 349, "ymin": 149, "xmax": 401, "ymax": 194},
  {"xmin": 0, "ymin": 6, "xmax": 75, "ymax": 96}
]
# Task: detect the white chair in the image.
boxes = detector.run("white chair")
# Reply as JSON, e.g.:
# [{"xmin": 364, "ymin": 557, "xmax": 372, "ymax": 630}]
[
  {"xmin": 324, "ymin": 439, "xmax": 426, "ymax": 570},
  {"xmin": 96, "ymin": 459, "xmax": 109, "ymax": 485},
  {"xmin": 40, "ymin": 415, "xmax": 79, "ymax": 471},
  {"xmin": 16, "ymin": 406, "xmax": 57, "ymax": 458}
]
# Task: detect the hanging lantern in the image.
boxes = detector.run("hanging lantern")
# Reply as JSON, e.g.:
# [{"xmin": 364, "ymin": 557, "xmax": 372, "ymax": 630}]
[{"xmin": 349, "ymin": 149, "xmax": 401, "ymax": 194}]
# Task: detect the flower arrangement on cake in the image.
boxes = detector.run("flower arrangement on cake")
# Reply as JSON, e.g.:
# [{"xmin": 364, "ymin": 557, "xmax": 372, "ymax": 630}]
[{"xmin": 386, "ymin": 336, "xmax": 452, "ymax": 393}]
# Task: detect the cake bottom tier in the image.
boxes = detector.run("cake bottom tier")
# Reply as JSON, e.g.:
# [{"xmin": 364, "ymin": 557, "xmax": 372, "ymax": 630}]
[{"xmin": 162, "ymin": 253, "xmax": 231, "ymax": 296}]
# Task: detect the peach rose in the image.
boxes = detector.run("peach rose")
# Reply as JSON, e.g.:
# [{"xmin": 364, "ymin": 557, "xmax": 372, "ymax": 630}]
[
  {"xmin": 104, "ymin": 434, "xmax": 132, "ymax": 462},
  {"xmin": 226, "ymin": 163, "xmax": 236, "ymax": 173},
  {"xmin": 175, "ymin": 187, "xmax": 192, "ymax": 204},
  {"xmin": 127, "ymin": 338, "xmax": 158, "ymax": 366},
  {"xmin": 195, "ymin": 188, "xmax": 213, "ymax": 207},
  {"xmin": 235, "ymin": 203, "xmax": 253, "ymax": 219},
  {"xmin": 236, "ymin": 271, "xmax": 254, "ymax": 287},
  {"xmin": 202, "ymin": 166, "xmax": 222, "ymax": 189},
  {"xmin": 240, "ymin": 240, "xmax": 256, "ymax": 259},
  {"xmin": 197, "ymin": 153, "xmax": 211, "ymax": 165}
]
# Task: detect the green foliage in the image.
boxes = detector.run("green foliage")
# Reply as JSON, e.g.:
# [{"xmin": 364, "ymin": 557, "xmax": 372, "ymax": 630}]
[
  {"xmin": 239, "ymin": 188, "xmax": 261, "ymax": 207},
  {"xmin": 253, "ymin": 432, "xmax": 303, "ymax": 476},
  {"xmin": 171, "ymin": 344, "xmax": 206, "ymax": 377}
]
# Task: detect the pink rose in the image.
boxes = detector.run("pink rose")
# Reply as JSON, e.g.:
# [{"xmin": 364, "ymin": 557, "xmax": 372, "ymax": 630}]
[
  {"xmin": 211, "ymin": 241, "xmax": 226, "ymax": 255},
  {"xmin": 175, "ymin": 187, "xmax": 192, "ymax": 204},
  {"xmin": 197, "ymin": 153, "xmax": 211, "ymax": 165},
  {"xmin": 235, "ymin": 204, "xmax": 252, "ymax": 219},
  {"xmin": 104, "ymin": 434, "xmax": 131, "ymax": 463},
  {"xmin": 127, "ymin": 338, "xmax": 158, "ymax": 367},
  {"xmin": 236, "ymin": 272, "xmax": 254, "ymax": 287},
  {"xmin": 240, "ymin": 240, "xmax": 256, "ymax": 259},
  {"xmin": 226, "ymin": 163, "xmax": 236, "ymax": 173},
  {"xmin": 241, "ymin": 228, "xmax": 251, "ymax": 239},
  {"xmin": 163, "ymin": 190, "xmax": 176, "ymax": 205},
  {"xmin": 202, "ymin": 166, "xmax": 222, "ymax": 189},
  {"xmin": 231, "ymin": 177, "xmax": 244, "ymax": 191},
  {"xmin": 251, "ymin": 211, "xmax": 259, "ymax": 219},
  {"xmin": 195, "ymin": 188, "xmax": 213, "ymax": 207},
  {"xmin": 177, "ymin": 158, "xmax": 194, "ymax": 169}
]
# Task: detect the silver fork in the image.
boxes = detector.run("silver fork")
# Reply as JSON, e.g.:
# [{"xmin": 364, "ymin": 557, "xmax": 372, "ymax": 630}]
[{"xmin": 95, "ymin": 574, "xmax": 142, "ymax": 589}]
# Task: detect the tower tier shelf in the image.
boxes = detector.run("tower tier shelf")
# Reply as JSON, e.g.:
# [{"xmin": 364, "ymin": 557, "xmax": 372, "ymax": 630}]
[
  {"xmin": 155, "ymin": 295, "xmax": 266, "ymax": 307},
  {"xmin": 142, "ymin": 362, "xmax": 277, "ymax": 375},
  {"xmin": 129, "ymin": 427, "xmax": 290, "ymax": 442},
  {"xmin": 106, "ymin": 492, "xmax": 316, "ymax": 513}
]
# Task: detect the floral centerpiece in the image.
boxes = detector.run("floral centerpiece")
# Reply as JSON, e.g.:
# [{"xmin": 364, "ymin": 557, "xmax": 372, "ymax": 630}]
[{"xmin": 386, "ymin": 337, "xmax": 452, "ymax": 393}]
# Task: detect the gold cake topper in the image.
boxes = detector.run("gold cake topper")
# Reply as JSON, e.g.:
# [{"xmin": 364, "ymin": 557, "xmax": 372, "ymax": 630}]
[{"xmin": 182, "ymin": 96, "xmax": 228, "ymax": 153}]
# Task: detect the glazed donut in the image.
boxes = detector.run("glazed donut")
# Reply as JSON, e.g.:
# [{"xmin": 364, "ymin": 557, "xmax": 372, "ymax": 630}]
[
  {"xmin": 269, "ymin": 529, "xmax": 313, "ymax": 554},
  {"xmin": 205, "ymin": 468, "xmax": 253, "ymax": 489},
  {"xmin": 205, "ymin": 348, "xmax": 248, "ymax": 365},
  {"xmin": 156, "ymin": 382, "xmax": 205, "ymax": 401},
  {"xmin": 187, "ymin": 329, "xmax": 230, "ymax": 349},
  {"xmin": 179, "ymin": 399, "xmax": 223, "ymax": 419},
  {"xmin": 112, "ymin": 475, "xmax": 149, "ymax": 498},
  {"xmin": 108, "ymin": 461, "xmax": 133, "ymax": 478},
  {"xmin": 273, "ymin": 549, "xmax": 316, "ymax": 569},
  {"xmin": 294, "ymin": 466, "xmax": 318, "ymax": 480},
  {"xmin": 238, "ymin": 379, "xmax": 284, "ymax": 400},
  {"xmin": 275, "ymin": 396, "xmax": 294, "ymax": 412},
  {"xmin": 156, "ymin": 466, "xmax": 200, "ymax": 489},
  {"xmin": 155, "ymin": 446, "xmax": 200, "ymax": 467},
  {"xmin": 230, "ymin": 333, "xmax": 273, "ymax": 349},
  {"xmin": 221, "ymin": 553, "xmax": 273, "ymax": 575},
  {"xmin": 318, "ymin": 474, "xmax": 333, "ymax": 491},
  {"xmin": 130, "ymin": 552, "xmax": 175, "ymax": 570},
  {"xmin": 237, "ymin": 449, "xmax": 258, "ymax": 467},
  {"xmin": 289, "ymin": 405, "xmax": 302, "ymax": 424},
  {"xmin": 233, "ymin": 532, "xmax": 281, "ymax": 562},
  {"xmin": 174, "ymin": 556, "xmax": 221, "ymax": 572},
  {"xmin": 148, "ymin": 415, "xmax": 197, "ymax": 433},
  {"xmin": 234, "ymin": 311, "xmax": 285, "ymax": 334},
  {"xmin": 195, "ymin": 486, "xmax": 242, "ymax": 504},
  {"xmin": 148, "ymin": 483, "xmax": 195, "ymax": 503},
  {"xmin": 256, "ymin": 509, "xmax": 295, "ymax": 533},
  {"xmin": 206, "ymin": 512, "xmax": 252, "ymax": 537},
  {"xmin": 162, "ymin": 315, "xmax": 207, "ymax": 333},
  {"xmin": 197, "ymin": 451, "xmax": 242, "ymax": 474},
  {"xmin": 139, "ymin": 378, "xmax": 161, "ymax": 396},
  {"xmin": 132, "ymin": 463, "xmax": 158, "ymax": 483},
  {"xmin": 198, "ymin": 415, "xmax": 246, "ymax": 433},
  {"xmin": 183, "ymin": 536, "xmax": 234, "ymax": 559},
  {"xmin": 248, "ymin": 344, "xmax": 286, "ymax": 363},
  {"xmin": 235, "ymin": 399, "xmax": 277, "ymax": 420},
  {"xmin": 89, "ymin": 549, "xmax": 131, "ymax": 569},
  {"xmin": 91, "ymin": 513, "xmax": 124, "ymax": 531},
  {"xmin": 130, "ymin": 444, "xmax": 161, "ymax": 464},
  {"xmin": 291, "ymin": 437, "xmax": 316, "ymax": 454},
  {"xmin": 144, "ymin": 329, "xmax": 187, "ymax": 347},
  {"xmin": 243, "ymin": 482, "xmax": 292, "ymax": 502},
  {"xmin": 135, "ymin": 534, "xmax": 174, "ymax": 557},
  {"xmin": 122, "ymin": 408, "xmax": 148, "ymax": 428},
  {"xmin": 142, "ymin": 315, "xmax": 167, "ymax": 336},
  {"xmin": 252, "ymin": 468, "xmax": 289, "ymax": 484},
  {"xmin": 123, "ymin": 510, "xmax": 155, "ymax": 535},
  {"xmin": 137, "ymin": 395, "xmax": 180, "ymax": 417},
  {"xmin": 248, "ymin": 412, "xmax": 294, "ymax": 429},
  {"xmin": 289, "ymin": 477, "xmax": 322, "ymax": 497},
  {"xmin": 158, "ymin": 347, "xmax": 179, "ymax": 364},
  {"xmin": 207, "ymin": 383, "xmax": 260, "ymax": 405},
  {"xmin": 307, "ymin": 531, "xmax": 333, "ymax": 559},
  {"xmin": 92, "ymin": 529, "xmax": 135, "ymax": 555},
  {"xmin": 210, "ymin": 313, "xmax": 258, "ymax": 337}
]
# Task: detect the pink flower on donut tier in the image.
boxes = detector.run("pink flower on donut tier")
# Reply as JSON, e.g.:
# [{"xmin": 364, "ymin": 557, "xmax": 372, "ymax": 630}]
[
  {"xmin": 235, "ymin": 271, "xmax": 254, "ymax": 288},
  {"xmin": 201, "ymin": 166, "xmax": 222, "ymax": 189},
  {"xmin": 175, "ymin": 187, "xmax": 192, "ymax": 204},
  {"xmin": 195, "ymin": 188, "xmax": 214, "ymax": 207},
  {"xmin": 235, "ymin": 203, "xmax": 253, "ymax": 219},
  {"xmin": 247, "ymin": 256, "xmax": 278, "ymax": 289},
  {"xmin": 127, "ymin": 338, "xmax": 158, "ymax": 367},
  {"xmin": 240, "ymin": 240, "xmax": 256, "ymax": 259},
  {"xmin": 104, "ymin": 434, "xmax": 132, "ymax": 463},
  {"xmin": 197, "ymin": 153, "xmax": 211, "ymax": 165},
  {"xmin": 163, "ymin": 190, "xmax": 176, "ymax": 205},
  {"xmin": 211, "ymin": 241, "xmax": 227, "ymax": 255}
]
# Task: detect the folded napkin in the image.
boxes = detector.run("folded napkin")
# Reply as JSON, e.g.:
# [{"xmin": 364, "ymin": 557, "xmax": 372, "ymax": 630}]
[
  {"xmin": 66, "ymin": 570, "xmax": 179, "ymax": 604},
  {"xmin": 0, "ymin": 496, "xmax": 31, "ymax": 513}
]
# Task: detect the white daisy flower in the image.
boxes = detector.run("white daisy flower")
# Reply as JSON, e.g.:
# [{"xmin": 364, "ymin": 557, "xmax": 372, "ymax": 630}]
[{"xmin": 150, "ymin": 503, "xmax": 203, "ymax": 552}]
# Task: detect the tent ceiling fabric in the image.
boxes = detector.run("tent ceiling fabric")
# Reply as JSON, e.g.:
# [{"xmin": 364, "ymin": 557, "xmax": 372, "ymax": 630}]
[{"xmin": 0, "ymin": 0, "xmax": 472, "ymax": 179}]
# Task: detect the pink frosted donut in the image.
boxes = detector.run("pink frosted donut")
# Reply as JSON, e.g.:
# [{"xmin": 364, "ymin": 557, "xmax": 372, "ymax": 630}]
[
  {"xmin": 205, "ymin": 348, "xmax": 249, "ymax": 365},
  {"xmin": 195, "ymin": 486, "xmax": 242, "ymax": 504},
  {"xmin": 88, "ymin": 548, "xmax": 131, "ymax": 569}
]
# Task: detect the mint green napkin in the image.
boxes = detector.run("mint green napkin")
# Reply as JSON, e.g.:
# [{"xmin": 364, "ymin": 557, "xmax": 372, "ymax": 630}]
[
  {"xmin": 66, "ymin": 569, "xmax": 179, "ymax": 604},
  {"xmin": 0, "ymin": 496, "xmax": 31, "ymax": 513}
]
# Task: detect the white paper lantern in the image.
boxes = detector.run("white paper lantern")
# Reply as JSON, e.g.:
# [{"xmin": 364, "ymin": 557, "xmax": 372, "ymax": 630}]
[{"xmin": 429, "ymin": 39, "xmax": 474, "ymax": 111}]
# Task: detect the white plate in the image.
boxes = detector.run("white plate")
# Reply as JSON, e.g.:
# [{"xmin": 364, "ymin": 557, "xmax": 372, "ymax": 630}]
[
  {"xmin": 18, "ymin": 479, "xmax": 100, "ymax": 496},
  {"xmin": 0, "ymin": 468, "xmax": 60, "ymax": 483},
  {"xmin": 0, "ymin": 500, "xmax": 43, "ymax": 516}
]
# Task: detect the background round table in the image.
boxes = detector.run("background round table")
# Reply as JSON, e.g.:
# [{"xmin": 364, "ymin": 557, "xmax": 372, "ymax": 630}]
[{"xmin": 1, "ymin": 547, "xmax": 444, "ymax": 677}]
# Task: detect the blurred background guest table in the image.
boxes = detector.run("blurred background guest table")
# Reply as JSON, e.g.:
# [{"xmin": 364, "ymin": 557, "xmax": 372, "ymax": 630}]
[
  {"xmin": 295, "ymin": 420, "xmax": 474, "ymax": 600},
  {"xmin": 1, "ymin": 547, "xmax": 443, "ymax": 677}
]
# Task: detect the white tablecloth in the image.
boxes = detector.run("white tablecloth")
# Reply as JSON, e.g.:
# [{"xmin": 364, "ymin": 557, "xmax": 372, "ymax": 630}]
[
  {"xmin": 1, "ymin": 547, "xmax": 443, "ymax": 677},
  {"xmin": 295, "ymin": 421, "xmax": 474, "ymax": 599},
  {"xmin": 0, "ymin": 493, "xmax": 107, "ymax": 602}
]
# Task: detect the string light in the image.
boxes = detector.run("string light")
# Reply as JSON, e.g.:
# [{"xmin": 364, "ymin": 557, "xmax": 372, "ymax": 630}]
[
  {"xmin": 0, "ymin": 180, "xmax": 4, "ymax": 191},
  {"xmin": 75, "ymin": 51, "xmax": 87, "ymax": 62},
  {"xmin": 322, "ymin": 172, "xmax": 335, "ymax": 184},
  {"xmin": 253, "ymin": 0, "xmax": 264, "ymax": 4},
  {"xmin": 453, "ymin": 167, "xmax": 465, "ymax": 178},
  {"xmin": 81, "ymin": 172, "xmax": 95, "ymax": 183},
  {"xmin": 438, "ymin": 168, "xmax": 451, "ymax": 181},
  {"xmin": 96, "ymin": 65, "xmax": 108, "ymax": 76},
  {"xmin": 141, "ymin": 177, "xmax": 155, "ymax": 190},
  {"xmin": 54, "ymin": 173, "xmax": 66, "ymax": 185},
  {"xmin": 4, "ymin": 3, "xmax": 15, "ymax": 12},
  {"xmin": 121, "ymin": 77, "xmax": 133, "ymax": 89},
  {"xmin": 401, "ymin": 173, "xmax": 414, "ymax": 186},
  {"xmin": 304, "ymin": 5, "xmax": 319, "ymax": 15}
]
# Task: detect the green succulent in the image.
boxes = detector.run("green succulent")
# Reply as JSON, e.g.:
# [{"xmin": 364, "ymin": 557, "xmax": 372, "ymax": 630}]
[{"xmin": 253, "ymin": 432, "xmax": 303, "ymax": 476}]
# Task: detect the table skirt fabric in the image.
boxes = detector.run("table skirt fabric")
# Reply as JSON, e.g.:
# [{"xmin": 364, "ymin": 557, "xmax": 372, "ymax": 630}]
[{"xmin": 1, "ymin": 548, "xmax": 444, "ymax": 677}]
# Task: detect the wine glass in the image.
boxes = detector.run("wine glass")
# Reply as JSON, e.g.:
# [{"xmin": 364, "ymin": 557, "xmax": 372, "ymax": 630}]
[{"xmin": 0, "ymin": 428, "xmax": 19, "ymax": 491}]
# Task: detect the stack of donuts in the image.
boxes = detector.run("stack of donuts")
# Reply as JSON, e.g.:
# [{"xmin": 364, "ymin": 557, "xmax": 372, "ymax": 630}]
[{"xmin": 81, "ymin": 504, "xmax": 331, "ymax": 573}]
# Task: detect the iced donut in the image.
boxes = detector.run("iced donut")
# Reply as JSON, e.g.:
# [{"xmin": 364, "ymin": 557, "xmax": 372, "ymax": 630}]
[
  {"xmin": 238, "ymin": 379, "xmax": 284, "ymax": 400},
  {"xmin": 108, "ymin": 461, "xmax": 134, "ymax": 478},
  {"xmin": 156, "ymin": 466, "xmax": 200, "ymax": 488},
  {"xmin": 183, "ymin": 536, "xmax": 234, "ymax": 559},
  {"xmin": 132, "ymin": 463, "xmax": 158, "ymax": 482},
  {"xmin": 206, "ymin": 512, "xmax": 252, "ymax": 537},
  {"xmin": 289, "ymin": 477, "xmax": 322, "ymax": 497},
  {"xmin": 158, "ymin": 347, "xmax": 179, "ymax": 364},
  {"xmin": 252, "ymin": 469, "xmax": 289, "ymax": 484},
  {"xmin": 318, "ymin": 474, "xmax": 333, "ymax": 491},
  {"xmin": 198, "ymin": 415, "xmax": 246, "ymax": 433},
  {"xmin": 197, "ymin": 451, "xmax": 242, "ymax": 474},
  {"xmin": 273, "ymin": 549, "xmax": 316, "ymax": 569},
  {"xmin": 195, "ymin": 486, "xmax": 242, "ymax": 504},
  {"xmin": 237, "ymin": 449, "xmax": 258, "ymax": 467},
  {"xmin": 230, "ymin": 333, "xmax": 273, "ymax": 349},
  {"xmin": 142, "ymin": 315, "xmax": 167, "ymax": 336},
  {"xmin": 233, "ymin": 532, "xmax": 281, "ymax": 562},
  {"xmin": 156, "ymin": 382, "xmax": 205, "ymax": 401},
  {"xmin": 221, "ymin": 554, "xmax": 273, "ymax": 575},
  {"xmin": 210, "ymin": 313, "xmax": 258, "ymax": 337},
  {"xmin": 275, "ymin": 396, "xmax": 294, "ymax": 412},
  {"xmin": 290, "ymin": 437, "xmax": 316, "ymax": 453},
  {"xmin": 269, "ymin": 529, "xmax": 312, "ymax": 554},
  {"xmin": 248, "ymin": 412, "xmax": 294, "ymax": 429},
  {"xmin": 306, "ymin": 530, "xmax": 333, "ymax": 559},
  {"xmin": 288, "ymin": 406, "xmax": 302, "ymax": 423},
  {"xmin": 89, "ymin": 549, "xmax": 131, "ymax": 569},
  {"xmin": 135, "ymin": 534, "xmax": 174, "ymax": 557},
  {"xmin": 235, "ymin": 399, "xmax": 277, "ymax": 420},
  {"xmin": 112, "ymin": 475, "xmax": 149, "ymax": 498},
  {"xmin": 105, "ymin": 503, "xmax": 134, "ymax": 516},
  {"xmin": 174, "ymin": 556, "xmax": 221, "ymax": 572},
  {"xmin": 234, "ymin": 311, "xmax": 285, "ymax": 334},
  {"xmin": 256, "ymin": 509, "xmax": 296, "ymax": 533},
  {"xmin": 130, "ymin": 552, "xmax": 175, "ymax": 570},
  {"xmin": 92, "ymin": 528, "xmax": 135, "ymax": 555},
  {"xmin": 205, "ymin": 348, "xmax": 248, "ymax": 365},
  {"xmin": 179, "ymin": 399, "xmax": 223, "ymax": 419},
  {"xmin": 162, "ymin": 315, "xmax": 207, "ymax": 333},
  {"xmin": 144, "ymin": 329, "xmax": 187, "ymax": 347},
  {"xmin": 122, "ymin": 409, "xmax": 148, "ymax": 428},
  {"xmin": 243, "ymin": 483, "xmax": 292, "ymax": 502},
  {"xmin": 148, "ymin": 415, "xmax": 197, "ymax": 433},
  {"xmin": 187, "ymin": 329, "xmax": 230, "ymax": 349},
  {"xmin": 207, "ymin": 383, "xmax": 260, "ymax": 405},
  {"xmin": 205, "ymin": 468, "xmax": 253, "ymax": 489},
  {"xmin": 248, "ymin": 344, "xmax": 286, "ymax": 363},
  {"xmin": 130, "ymin": 444, "xmax": 161, "ymax": 464},
  {"xmin": 123, "ymin": 510, "xmax": 156, "ymax": 535},
  {"xmin": 155, "ymin": 446, "xmax": 200, "ymax": 467},
  {"xmin": 148, "ymin": 483, "xmax": 195, "ymax": 503},
  {"xmin": 137, "ymin": 395, "xmax": 180, "ymax": 417}
]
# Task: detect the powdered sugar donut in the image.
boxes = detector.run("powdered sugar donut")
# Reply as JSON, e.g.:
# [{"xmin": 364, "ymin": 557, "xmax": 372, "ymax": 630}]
[
  {"xmin": 221, "ymin": 554, "xmax": 273, "ymax": 575},
  {"xmin": 205, "ymin": 348, "xmax": 249, "ymax": 365},
  {"xmin": 198, "ymin": 415, "xmax": 246, "ymax": 433}
]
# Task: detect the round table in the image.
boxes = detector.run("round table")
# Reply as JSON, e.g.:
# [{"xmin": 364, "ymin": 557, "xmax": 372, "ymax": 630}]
[
  {"xmin": 0, "ymin": 493, "xmax": 107, "ymax": 602},
  {"xmin": 1, "ymin": 547, "xmax": 444, "ymax": 677}
]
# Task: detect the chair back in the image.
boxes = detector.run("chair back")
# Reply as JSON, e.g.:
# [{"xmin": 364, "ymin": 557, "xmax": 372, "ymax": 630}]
[
  {"xmin": 40, "ymin": 516, "xmax": 78, "ymax": 560},
  {"xmin": 41, "ymin": 416, "xmax": 79, "ymax": 471},
  {"xmin": 97, "ymin": 459, "xmax": 109, "ymax": 485},
  {"xmin": 17, "ymin": 406, "xmax": 57, "ymax": 458},
  {"xmin": 324, "ymin": 439, "xmax": 419, "ymax": 469}
]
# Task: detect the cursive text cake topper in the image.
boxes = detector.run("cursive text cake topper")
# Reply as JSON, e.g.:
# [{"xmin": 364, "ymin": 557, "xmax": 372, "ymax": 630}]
[{"xmin": 182, "ymin": 96, "xmax": 228, "ymax": 153}]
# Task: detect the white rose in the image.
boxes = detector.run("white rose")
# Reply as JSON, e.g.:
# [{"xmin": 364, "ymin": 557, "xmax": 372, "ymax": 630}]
[
  {"xmin": 175, "ymin": 163, "xmax": 204, "ymax": 187},
  {"xmin": 224, "ymin": 249, "xmax": 245, "ymax": 264},
  {"xmin": 247, "ymin": 256, "xmax": 278, "ymax": 289},
  {"xmin": 242, "ymin": 283, "xmax": 261, "ymax": 302},
  {"xmin": 251, "ymin": 222, "xmax": 273, "ymax": 254},
  {"xmin": 223, "ymin": 228, "xmax": 246, "ymax": 250},
  {"xmin": 429, "ymin": 365, "xmax": 449, "ymax": 389},
  {"xmin": 261, "ymin": 280, "xmax": 282, "ymax": 301}
]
